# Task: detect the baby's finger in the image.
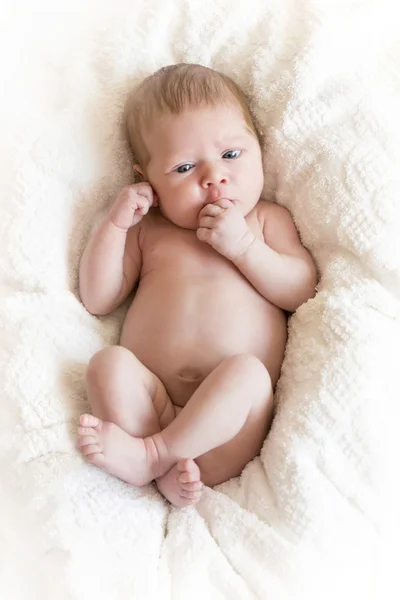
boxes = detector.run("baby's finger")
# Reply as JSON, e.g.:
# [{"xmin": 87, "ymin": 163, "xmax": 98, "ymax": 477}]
[
  {"xmin": 136, "ymin": 192, "xmax": 152, "ymax": 206},
  {"xmin": 198, "ymin": 203, "xmax": 224, "ymax": 218},
  {"xmin": 197, "ymin": 227, "xmax": 212, "ymax": 244},
  {"xmin": 198, "ymin": 215, "xmax": 217, "ymax": 229},
  {"xmin": 213, "ymin": 198, "xmax": 233, "ymax": 210},
  {"xmin": 136, "ymin": 193, "xmax": 154, "ymax": 211},
  {"xmin": 135, "ymin": 186, "xmax": 154, "ymax": 206},
  {"xmin": 136, "ymin": 200, "xmax": 150, "ymax": 215}
]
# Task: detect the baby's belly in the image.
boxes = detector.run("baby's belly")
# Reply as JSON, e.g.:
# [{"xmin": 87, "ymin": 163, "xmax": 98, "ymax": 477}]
[{"xmin": 120, "ymin": 278, "xmax": 287, "ymax": 406}]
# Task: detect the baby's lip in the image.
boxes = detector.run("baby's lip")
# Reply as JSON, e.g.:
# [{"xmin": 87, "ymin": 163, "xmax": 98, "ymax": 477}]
[
  {"xmin": 207, "ymin": 184, "xmax": 235, "ymax": 204},
  {"xmin": 209, "ymin": 196, "xmax": 235, "ymax": 204}
]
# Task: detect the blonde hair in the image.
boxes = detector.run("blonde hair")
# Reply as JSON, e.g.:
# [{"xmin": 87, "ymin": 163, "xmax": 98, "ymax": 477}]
[{"xmin": 124, "ymin": 63, "xmax": 261, "ymax": 173}]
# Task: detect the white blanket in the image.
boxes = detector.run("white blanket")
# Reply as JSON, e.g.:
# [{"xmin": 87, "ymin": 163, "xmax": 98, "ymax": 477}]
[{"xmin": 1, "ymin": 1, "xmax": 400, "ymax": 598}]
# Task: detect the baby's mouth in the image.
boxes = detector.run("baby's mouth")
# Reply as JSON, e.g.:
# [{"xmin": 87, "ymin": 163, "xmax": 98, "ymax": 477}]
[
  {"xmin": 206, "ymin": 184, "xmax": 234, "ymax": 204},
  {"xmin": 215, "ymin": 197, "xmax": 235, "ymax": 205},
  {"xmin": 207, "ymin": 193, "xmax": 235, "ymax": 203}
]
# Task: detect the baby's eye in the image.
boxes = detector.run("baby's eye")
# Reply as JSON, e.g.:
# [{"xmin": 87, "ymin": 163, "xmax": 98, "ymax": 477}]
[
  {"xmin": 222, "ymin": 149, "xmax": 241, "ymax": 160},
  {"xmin": 174, "ymin": 163, "xmax": 194, "ymax": 173}
]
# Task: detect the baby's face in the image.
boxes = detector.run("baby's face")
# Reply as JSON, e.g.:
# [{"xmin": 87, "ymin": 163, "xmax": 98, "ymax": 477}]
[{"xmin": 142, "ymin": 104, "xmax": 264, "ymax": 230}]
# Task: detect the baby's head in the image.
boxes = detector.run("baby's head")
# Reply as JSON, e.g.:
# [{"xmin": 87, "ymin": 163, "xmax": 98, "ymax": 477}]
[{"xmin": 125, "ymin": 64, "xmax": 264, "ymax": 229}]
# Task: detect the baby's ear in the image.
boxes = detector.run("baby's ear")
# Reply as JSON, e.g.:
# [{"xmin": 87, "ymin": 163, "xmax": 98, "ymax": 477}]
[
  {"xmin": 133, "ymin": 164, "xmax": 145, "ymax": 181},
  {"xmin": 134, "ymin": 164, "xmax": 158, "ymax": 206}
]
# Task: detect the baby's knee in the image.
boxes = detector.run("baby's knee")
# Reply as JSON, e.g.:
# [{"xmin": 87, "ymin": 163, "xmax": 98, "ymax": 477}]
[
  {"xmin": 86, "ymin": 346, "xmax": 131, "ymax": 387},
  {"xmin": 227, "ymin": 353, "xmax": 271, "ymax": 386}
]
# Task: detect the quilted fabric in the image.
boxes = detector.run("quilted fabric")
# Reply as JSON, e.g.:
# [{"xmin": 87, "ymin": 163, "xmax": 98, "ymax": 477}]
[{"xmin": 1, "ymin": 1, "xmax": 399, "ymax": 598}]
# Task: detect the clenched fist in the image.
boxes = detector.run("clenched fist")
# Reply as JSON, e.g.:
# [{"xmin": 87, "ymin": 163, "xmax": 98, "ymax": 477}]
[
  {"xmin": 197, "ymin": 199, "xmax": 255, "ymax": 261},
  {"xmin": 109, "ymin": 183, "xmax": 158, "ymax": 231}
]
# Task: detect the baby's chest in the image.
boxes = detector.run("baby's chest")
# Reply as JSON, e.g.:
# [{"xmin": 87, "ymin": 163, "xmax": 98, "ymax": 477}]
[
  {"xmin": 142, "ymin": 216, "xmax": 264, "ymax": 275},
  {"xmin": 142, "ymin": 229, "xmax": 228, "ymax": 276}
]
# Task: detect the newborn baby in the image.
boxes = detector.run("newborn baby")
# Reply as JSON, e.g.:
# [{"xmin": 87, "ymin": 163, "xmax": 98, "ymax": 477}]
[{"xmin": 77, "ymin": 63, "xmax": 317, "ymax": 507}]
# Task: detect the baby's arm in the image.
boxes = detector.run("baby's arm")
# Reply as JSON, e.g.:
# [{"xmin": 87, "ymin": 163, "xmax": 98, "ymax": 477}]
[
  {"xmin": 79, "ymin": 184, "xmax": 155, "ymax": 315},
  {"xmin": 233, "ymin": 203, "xmax": 317, "ymax": 312}
]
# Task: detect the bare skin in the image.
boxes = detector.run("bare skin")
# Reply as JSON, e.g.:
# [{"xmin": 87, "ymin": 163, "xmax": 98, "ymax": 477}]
[{"xmin": 78, "ymin": 104, "xmax": 317, "ymax": 506}]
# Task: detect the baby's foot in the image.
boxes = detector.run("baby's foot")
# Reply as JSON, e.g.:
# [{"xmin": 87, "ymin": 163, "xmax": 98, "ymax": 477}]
[
  {"xmin": 156, "ymin": 459, "xmax": 203, "ymax": 507},
  {"xmin": 78, "ymin": 414, "xmax": 158, "ymax": 487}
]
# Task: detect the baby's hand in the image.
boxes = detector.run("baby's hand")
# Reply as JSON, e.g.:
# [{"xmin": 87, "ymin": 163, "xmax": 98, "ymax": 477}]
[
  {"xmin": 109, "ymin": 183, "xmax": 158, "ymax": 231},
  {"xmin": 197, "ymin": 199, "xmax": 255, "ymax": 261}
]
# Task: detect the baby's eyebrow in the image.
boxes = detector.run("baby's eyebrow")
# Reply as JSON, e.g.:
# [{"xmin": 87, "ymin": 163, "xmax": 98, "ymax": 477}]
[
  {"xmin": 165, "ymin": 155, "xmax": 194, "ymax": 169},
  {"xmin": 167, "ymin": 138, "xmax": 247, "ymax": 162},
  {"xmin": 163, "ymin": 135, "xmax": 250, "ymax": 169},
  {"xmin": 215, "ymin": 135, "xmax": 248, "ymax": 146}
]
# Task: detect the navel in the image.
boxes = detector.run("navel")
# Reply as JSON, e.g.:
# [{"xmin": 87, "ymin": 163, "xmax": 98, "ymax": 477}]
[{"xmin": 177, "ymin": 367, "xmax": 204, "ymax": 381}]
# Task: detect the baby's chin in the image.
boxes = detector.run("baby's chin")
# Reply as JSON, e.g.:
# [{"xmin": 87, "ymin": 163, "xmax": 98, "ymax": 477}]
[
  {"xmin": 172, "ymin": 219, "xmax": 198, "ymax": 231},
  {"xmin": 158, "ymin": 206, "xmax": 199, "ymax": 230}
]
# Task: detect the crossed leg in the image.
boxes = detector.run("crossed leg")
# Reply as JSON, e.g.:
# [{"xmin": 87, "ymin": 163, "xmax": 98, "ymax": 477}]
[
  {"xmin": 77, "ymin": 346, "xmax": 201, "ymax": 506},
  {"xmin": 77, "ymin": 346, "xmax": 274, "ymax": 507}
]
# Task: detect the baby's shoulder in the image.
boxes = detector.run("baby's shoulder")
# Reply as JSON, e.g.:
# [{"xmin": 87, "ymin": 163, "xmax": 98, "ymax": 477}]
[
  {"xmin": 255, "ymin": 200, "xmax": 299, "ymax": 246},
  {"xmin": 136, "ymin": 208, "xmax": 178, "ymax": 250},
  {"xmin": 255, "ymin": 200, "xmax": 294, "ymax": 228}
]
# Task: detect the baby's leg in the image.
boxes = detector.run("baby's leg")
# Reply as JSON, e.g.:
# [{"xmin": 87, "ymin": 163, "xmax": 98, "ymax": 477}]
[
  {"xmin": 82, "ymin": 345, "xmax": 174, "ymax": 436},
  {"xmin": 77, "ymin": 346, "xmax": 202, "ymax": 503},
  {"xmin": 156, "ymin": 353, "xmax": 273, "ymax": 490}
]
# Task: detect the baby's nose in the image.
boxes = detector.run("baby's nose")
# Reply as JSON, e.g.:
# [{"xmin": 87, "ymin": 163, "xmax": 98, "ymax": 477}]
[{"xmin": 201, "ymin": 163, "xmax": 228, "ymax": 190}]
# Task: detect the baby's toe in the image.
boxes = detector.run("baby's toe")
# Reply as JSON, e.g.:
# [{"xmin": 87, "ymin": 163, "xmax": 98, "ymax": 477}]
[
  {"xmin": 77, "ymin": 435, "xmax": 96, "ymax": 448},
  {"xmin": 177, "ymin": 458, "xmax": 196, "ymax": 472},
  {"xmin": 81, "ymin": 443, "xmax": 102, "ymax": 456},
  {"xmin": 79, "ymin": 414, "xmax": 101, "ymax": 428},
  {"xmin": 179, "ymin": 488, "xmax": 202, "ymax": 501},
  {"xmin": 178, "ymin": 470, "xmax": 200, "ymax": 484},
  {"xmin": 177, "ymin": 460, "xmax": 200, "ymax": 483},
  {"xmin": 180, "ymin": 480, "xmax": 203, "ymax": 492},
  {"xmin": 78, "ymin": 426, "xmax": 96, "ymax": 436}
]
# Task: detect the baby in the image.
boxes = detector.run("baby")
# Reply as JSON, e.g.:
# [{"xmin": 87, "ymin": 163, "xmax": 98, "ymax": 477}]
[{"xmin": 77, "ymin": 64, "xmax": 317, "ymax": 507}]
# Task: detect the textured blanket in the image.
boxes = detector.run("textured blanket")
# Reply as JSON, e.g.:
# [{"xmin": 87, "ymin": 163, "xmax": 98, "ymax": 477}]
[{"xmin": 1, "ymin": 1, "xmax": 400, "ymax": 598}]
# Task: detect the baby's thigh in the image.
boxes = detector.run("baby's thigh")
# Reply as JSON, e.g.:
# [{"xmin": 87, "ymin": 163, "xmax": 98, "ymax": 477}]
[
  {"xmin": 173, "ymin": 405, "xmax": 183, "ymax": 417},
  {"xmin": 196, "ymin": 356, "xmax": 274, "ymax": 486},
  {"xmin": 86, "ymin": 345, "xmax": 176, "ymax": 431}
]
